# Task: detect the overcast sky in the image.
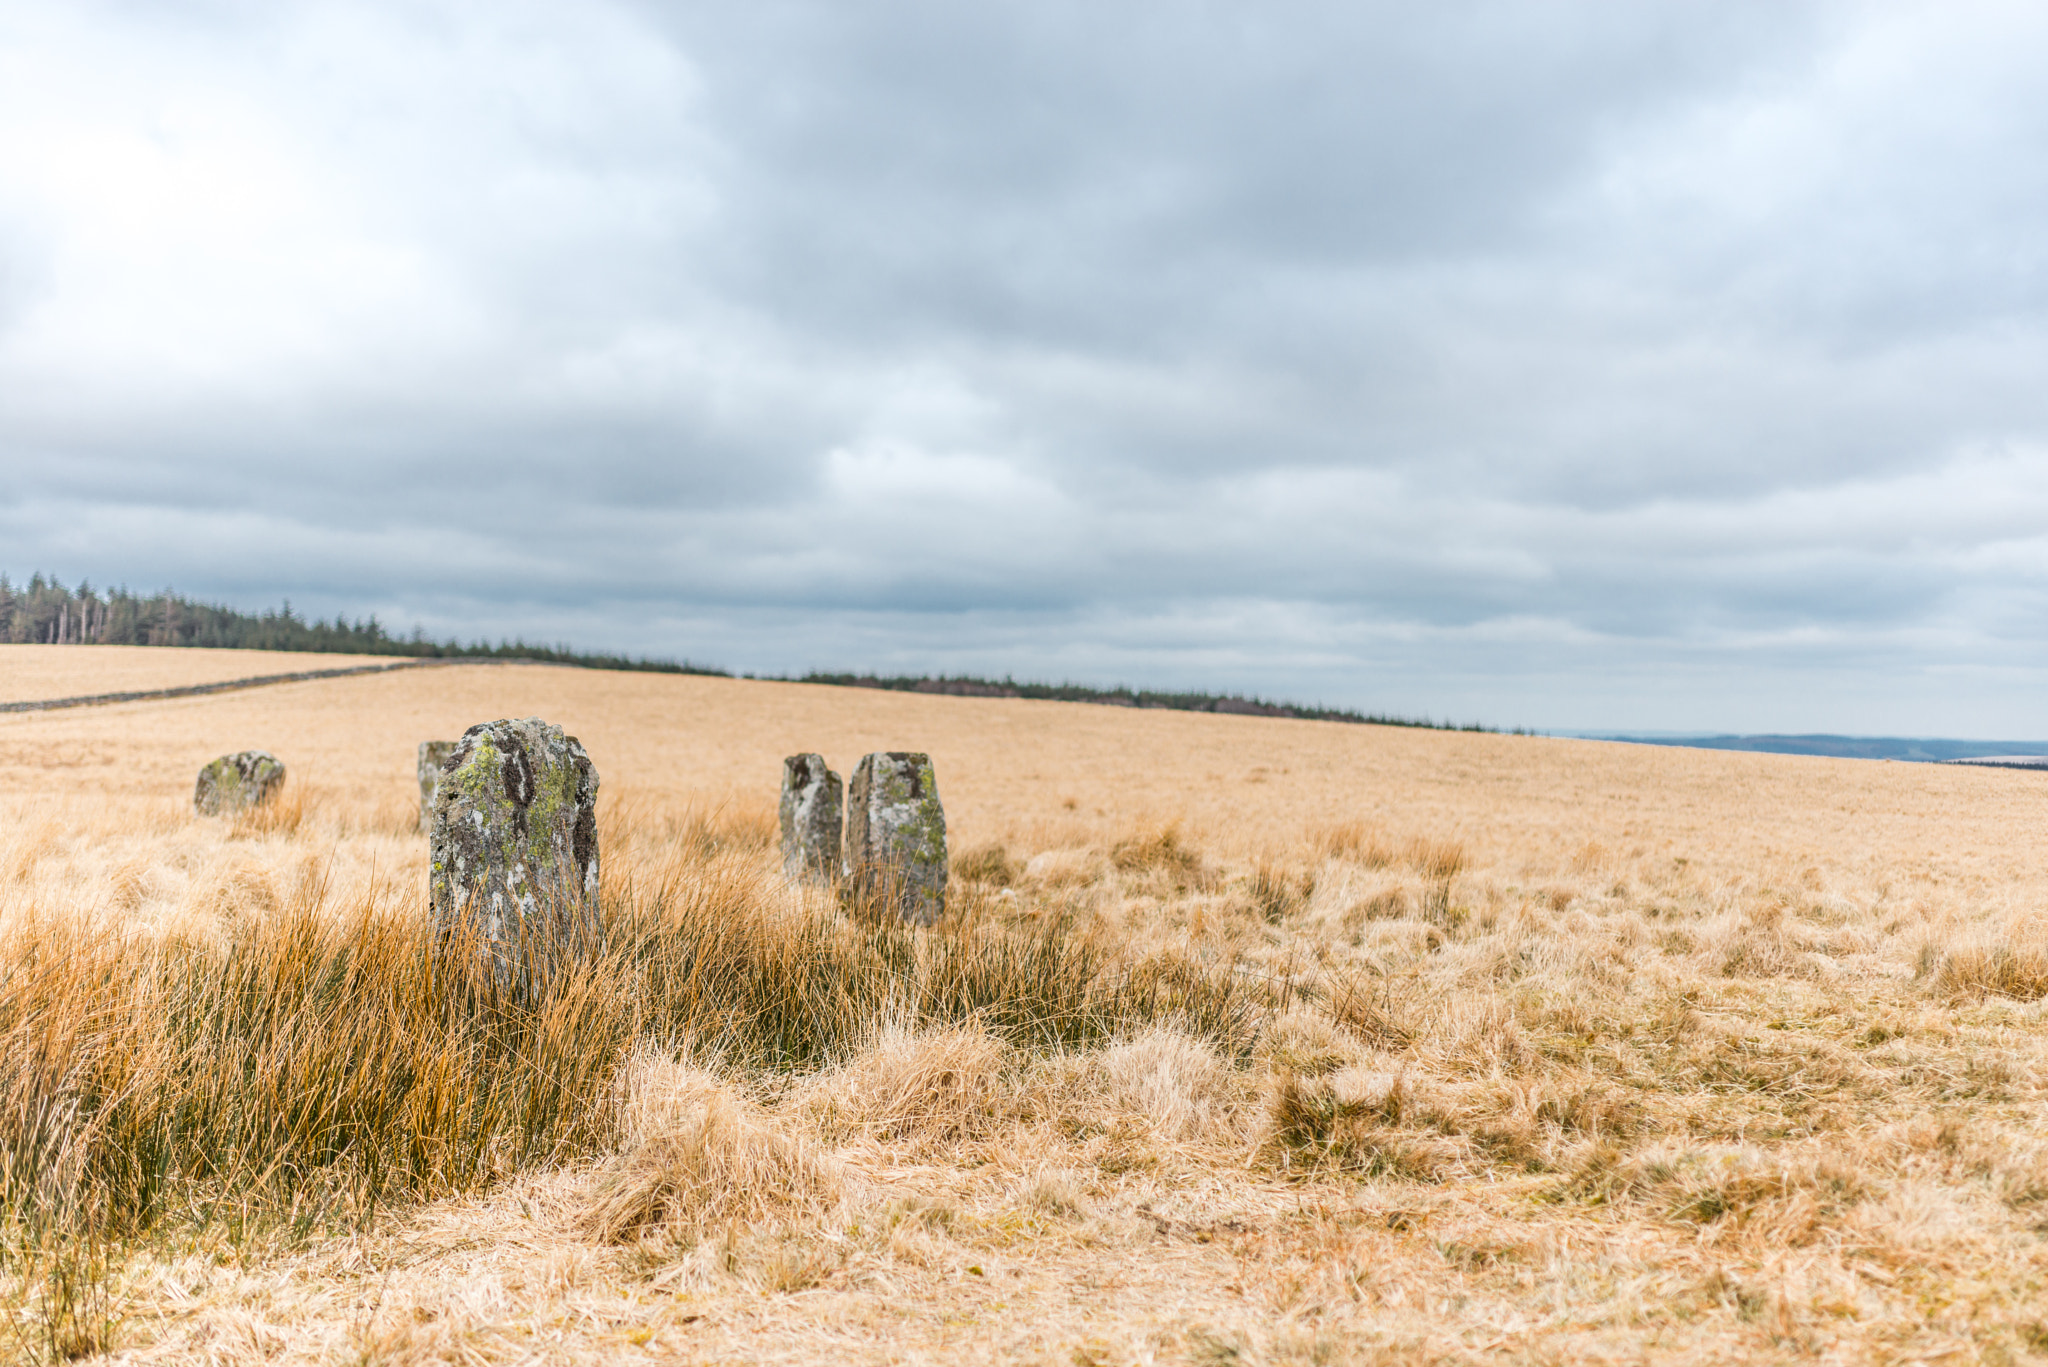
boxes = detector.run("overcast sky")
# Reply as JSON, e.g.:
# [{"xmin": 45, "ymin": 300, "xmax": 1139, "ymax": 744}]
[{"xmin": 4, "ymin": 2, "xmax": 2048, "ymax": 733}]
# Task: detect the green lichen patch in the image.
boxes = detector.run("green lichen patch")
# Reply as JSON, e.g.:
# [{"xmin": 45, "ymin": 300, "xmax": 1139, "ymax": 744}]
[
  {"xmin": 779, "ymin": 753, "xmax": 844, "ymax": 881},
  {"xmin": 848, "ymin": 750, "xmax": 948, "ymax": 924},
  {"xmin": 194, "ymin": 751, "xmax": 285, "ymax": 816},
  {"xmin": 427, "ymin": 717, "xmax": 600, "ymax": 992}
]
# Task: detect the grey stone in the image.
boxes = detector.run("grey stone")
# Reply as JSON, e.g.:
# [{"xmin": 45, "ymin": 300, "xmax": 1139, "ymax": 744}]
[
  {"xmin": 194, "ymin": 751, "xmax": 285, "ymax": 816},
  {"xmin": 779, "ymin": 753, "xmax": 843, "ymax": 882},
  {"xmin": 847, "ymin": 751, "xmax": 947, "ymax": 924},
  {"xmin": 429, "ymin": 717, "xmax": 600, "ymax": 987},
  {"xmin": 417, "ymin": 740, "xmax": 457, "ymax": 833}
]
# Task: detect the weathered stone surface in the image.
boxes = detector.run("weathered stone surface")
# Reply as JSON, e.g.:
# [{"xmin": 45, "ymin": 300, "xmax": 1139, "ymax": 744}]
[
  {"xmin": 417, "ymin": 740, "xmax": 456, "ymax": 833},
  {"xmin": 194, "ymin": 751, "xmax": 285, "ymax": 816},
  {"xmin": 847, "ymin": 751, "xmax": 947, "ymax": 924},
  {"xmin": 779, "ymin": 753, "xmax": 843, "ymax": 882},
  {"xmin": 429, "ymin": 718, "xmax": 600, "ymax": 986}
]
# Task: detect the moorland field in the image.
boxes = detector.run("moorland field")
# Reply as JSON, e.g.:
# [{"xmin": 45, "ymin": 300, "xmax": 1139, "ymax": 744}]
[{"xmin": 6, "ymin": 645, "xmax": 2048, "ymax": 1365}]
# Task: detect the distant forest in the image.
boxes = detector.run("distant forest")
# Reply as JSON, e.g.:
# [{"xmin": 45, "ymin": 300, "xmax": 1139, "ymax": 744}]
[
  {"xmin": 0, "ymin": 573, "xmax": 722, "ymax": 676},
  {"xmin": 1, "ymin": 572, "xmax": 1485, "ymax": 730}
]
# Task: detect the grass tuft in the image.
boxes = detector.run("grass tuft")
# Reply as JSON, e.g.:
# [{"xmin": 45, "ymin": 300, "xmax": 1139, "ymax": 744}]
[
  {"xmin": 580, "ymin": 1050, "xmax": 836, "ymax": 1244},
  {"xmin": 1110, "ymin": 826, "xmax": 1204, "ymax": 887},
  {"xmin": 1932, "ymin": 945, "xmax": 2048, "ymax": 1001},
  {"xmin": 953, "ymin": 844, "xmax": 1020, "ymax": 887}
]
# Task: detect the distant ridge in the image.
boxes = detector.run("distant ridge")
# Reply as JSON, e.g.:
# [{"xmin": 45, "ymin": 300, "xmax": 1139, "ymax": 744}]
[
  {"xmin": 787, "ymin": 672, "xmax": 1495, "ymax": 730},
  {"xmin": 1596, "ymin": 733, "xmax": 2048, "ymax": 764},
  {"xmin": 3, "ymin": 571, "xmax": 1491, "ymax": 732}
]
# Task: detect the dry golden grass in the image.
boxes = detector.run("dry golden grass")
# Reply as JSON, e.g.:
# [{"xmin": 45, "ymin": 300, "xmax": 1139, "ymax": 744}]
[{"xmin": 6, "ymin": 648, "xmax": 2048, "ymax": 1363}]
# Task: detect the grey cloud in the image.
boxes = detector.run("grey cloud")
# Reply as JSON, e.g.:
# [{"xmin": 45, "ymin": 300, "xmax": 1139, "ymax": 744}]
[{"xmin": 5, "ymin": 0, "xmax": 2048, "ymax": 732}]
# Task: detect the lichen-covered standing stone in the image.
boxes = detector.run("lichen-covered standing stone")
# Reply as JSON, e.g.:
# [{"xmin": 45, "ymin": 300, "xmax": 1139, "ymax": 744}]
[
  {"xmin": 847, "ymin": 751, "xmax": 947, "ymax": 923},
  {"xmin": 779, "ymin": 754, "xmax": 843, "ymax": 882},
  {"xmin": 417, "ymin": 740, "xmax": 456, "ymax": 833},
  {"xmin": 429, "ymin": 718, "xmax": 600, "ymax": 985},
  {"xmin": 194, "ymin": 751, "xmax": 285, "ymax": 816}
]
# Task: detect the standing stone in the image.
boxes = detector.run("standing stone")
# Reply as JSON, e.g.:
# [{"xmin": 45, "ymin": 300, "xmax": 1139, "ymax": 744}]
[
  {"xmin": 779, "ymin": 754, "xmax": 843, "ymax": 882},
  {"xmin": 194, "ymin": 751, "xmax": 285, "ymax": 816},
  {"xmin": 417, "ymin": 740, "xmax": 456, "ymax": 833},
  {"xmin": 429, "ymin": 718, "xmax": 600, "ymax": 987},
  {"xmin": 847, "ymin": 752, "xmax": 947, "ymax": 924}
]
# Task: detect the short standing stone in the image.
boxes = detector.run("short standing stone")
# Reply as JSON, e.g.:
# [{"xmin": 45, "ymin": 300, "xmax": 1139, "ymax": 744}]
[
  {"xmin": 779, "ymin": 754, "xmax": 843, "ymax": 882},
  {"xmin": 429, "ymin": 717, "xmax": 600, "ymax": 987},
  {"xmin": 847, "ymin": 751, "xmax": 947, "ymax": 924},
  {"xmin": 194, "ymin": 751, "xmax": 285, "ymax": 816},
  {"xmin": 417, "ymin": 740, "xmax": 456, "ymax": 833}
]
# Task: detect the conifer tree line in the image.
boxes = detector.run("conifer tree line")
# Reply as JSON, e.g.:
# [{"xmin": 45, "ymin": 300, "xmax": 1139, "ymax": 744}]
[
  {"xmin": 0, "ymin": 573, "xmax": 723, "ymax": 675},
  {"xmin": 792, "ymin": 673, "xmax": 1482, "ymax": 729},
  {"xmin": 3, "ymin": 571, "xmax": 1492, "ymax": 729}
]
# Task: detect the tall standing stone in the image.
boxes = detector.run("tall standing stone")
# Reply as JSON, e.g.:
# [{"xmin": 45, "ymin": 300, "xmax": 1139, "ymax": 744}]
[
  {"xmin": 194, "ymin": 751, "xmax": 285, "ymax": 816},
  {"xmin": 417, "ymin": 740, "xmax": 456, "ymax": 833},
  {"xmin": 429, "ymin": 717, "xmax": 600, "ymax": 987},
  {"xmin": 779, "ymin": 754, "xmax": 843, "ymax": 882},
  {"xmin": 847, "ymin": 751, "xmax": 947, "ymax": 924}
]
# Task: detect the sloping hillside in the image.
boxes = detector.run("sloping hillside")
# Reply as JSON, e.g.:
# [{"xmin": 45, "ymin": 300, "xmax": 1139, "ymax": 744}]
[{"xmin": 3, "ymin": 651, "xmax": 2047, "ymax": 1364}]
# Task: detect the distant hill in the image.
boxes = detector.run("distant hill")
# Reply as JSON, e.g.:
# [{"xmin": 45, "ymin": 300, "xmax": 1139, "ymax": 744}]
[
  {"xmin": 1594, "ymin": 733, "xmax": 2048, "ymax": 764},
  {"xmin": 2, "ymin": 571, "xmax": 1487, "ymax": 731},
  {"xmin": 787, "ymin": 672, "xmax": 1488, "ymax": 730}
]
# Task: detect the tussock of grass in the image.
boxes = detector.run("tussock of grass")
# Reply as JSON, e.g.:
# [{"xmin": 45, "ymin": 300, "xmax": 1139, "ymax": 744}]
[
  {"xmin": 3, "ymin": 898, "xmax": 627, "ymax": 1251},
  {"xmin": 1314, "ymin": 824, "xmax": 1467, "ymax": 882},
  {"xmin": 1109, "ymin": 825, "xmax": 1204, "ymax": 887},
  {"xmin": 1254, "ymin": 1008, "xmax": 1362, "ymax": 1077},
  {"xmin": 952, "ymin": 843, "xmax": 1019, "ymax": 887},
  {"xmin": 1265, "ymin": 1068, "xmax": 1465, "ymax": 1180},
  {"xmin": 225, "ymin": 778, "xmax": 305, "ymax": 840},
  {"xmin": 1315, "ymin": 821, "xmax": 1395, "ymax": 866},
  {"xmin": 1932, "ymin": 944, "xmax": 2048, "ymax": 1001},
  {"xmin": 580, "ymin": 1050, "xmax": 836, "ymax": 1244},
  {"xmin": 1092, "ymin": 1029, "xmax": 1234, "ymax": 1144},
  {"xmin": 1322, "ymin": 974, "xmax": 1424, "ymax": 1049},
  {"xmin": 1406, "ymin": 837, "xmax": 1468, "ymax": 881},
  {"xmin": 803, "ymin": 1025, "xmax": 1013, "ymax": 1149},
  {"xmin": 1245, "ymin": 860, "xmax": 1311, "ymax": 922}
]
